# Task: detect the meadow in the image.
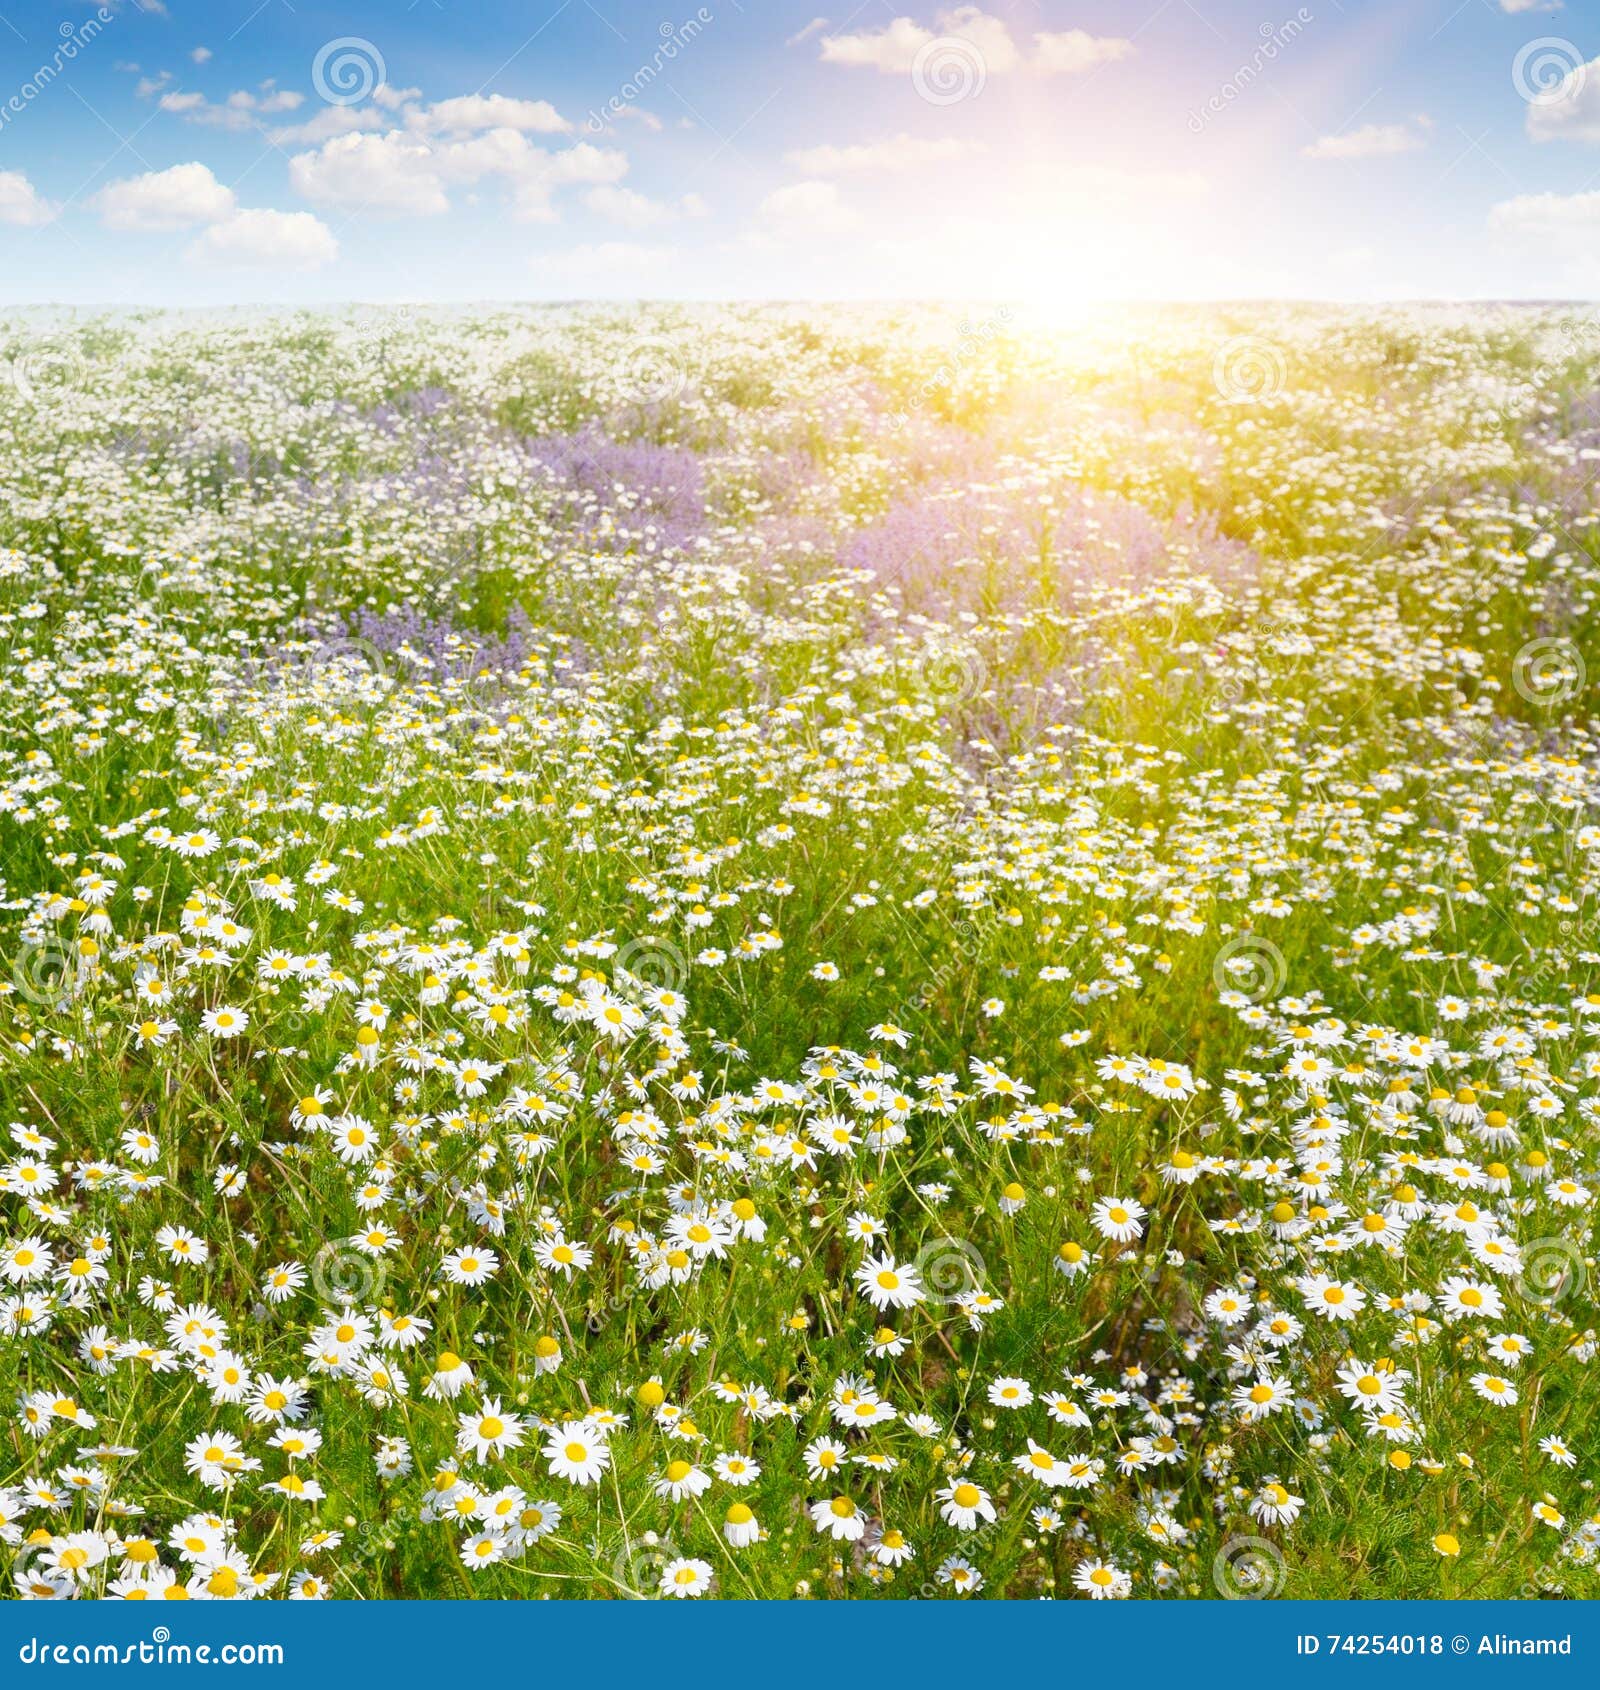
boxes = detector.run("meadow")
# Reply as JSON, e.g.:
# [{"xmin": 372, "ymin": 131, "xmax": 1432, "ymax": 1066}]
[{"xmin": 0, "ymin": 302, "xmax": 1597, "ymax": 1600}]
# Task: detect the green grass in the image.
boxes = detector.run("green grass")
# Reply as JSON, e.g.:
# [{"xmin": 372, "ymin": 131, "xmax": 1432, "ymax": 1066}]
[{"xmin": 0, "ymin": 302, "xmax": 1597, "ymax": 1601}]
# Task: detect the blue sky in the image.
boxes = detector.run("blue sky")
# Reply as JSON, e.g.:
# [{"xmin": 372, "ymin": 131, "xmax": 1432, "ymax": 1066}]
[{"xmin": 0, "ymin": 0, "xmax": 1597, "ymax": 303}]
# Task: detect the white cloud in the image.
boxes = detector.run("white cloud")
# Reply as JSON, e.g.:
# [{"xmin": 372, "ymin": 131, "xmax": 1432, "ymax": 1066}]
[
  {"xmin": 820, "ymin": 11, "xmax": 1125, "ymax": 76},
  {"xmin": 289, "ymin": 132, "xmax": 450, "ymax": 214},
  {"xmin": 786, "ymin": 17, "xmax": 830, "ymax": 49},
  {"xmin": 1032, "ymin": 30, "xmax": 1133, "ymax": 75},
  {"xmin": 756, "ymin": 179, "xmax": 860, "ymax": 240},
  {"xmin": 250, "ymin": 87, "xmax": 304, "ymax": 114},
  {"xmin": 531, "ymin": 240, "xmax": 677, "ymax": 284},
  {"xmin": 157, "ymin": 85, "xmax": 304, "ymax": 130},
  {"xmin": 92, "ymin": 162, "xmax": 236, "ymax": 231},
  {"xmin": 510, "ymin": 142, "xmax": 628, "ymax": 221},
  {"xmin": 288, "ymin": 127, "xmax": 625, "ymax": 221},
  {"xmin": 584, "ymin": 185, "xmax": 708, "ymax": 227},
  {"xmin": 1526, "ymin": 55, "xmax": 1600, "ymax": 143},
  {"xmin": 1500, "ymin": 1, "xmax": 1561, "ymax": 12},
  {"xmin": 607, "ymin": 104, "xmax": 663, "ymax": 131},
  {"xmin": 1302, "ymin": 121, "xmax": 1428, "ymax": 160},
  {"xmin": 1489, "ymin": 190, "xmax": 1600, "ymax": 264},
  {"xmin": 185, "ymin": 208, "xmax": 338, "ymax": 270},
  {"xmin": 0, "ymin": 170, "xmax": 57, "ymax": 227},
  {"xmin": 269, "ymin": 105, "xmax": 389, "ymax": 146},
  {"xmin": 1056, "ymin": 164, "xmax": 1209, "ymax": 202},
  {"xmin": 438, "ymin": 128, "xmax": 551, "ymax": 180},
  {"xmin": 785, "ymin": 133, "xmax": 980, "ymax": 173},
  {"xmin": 820, "ymin": 16, "xmax": 931, "ymax": 72},
  {"xmin": 190, "ymin": 47, "xmax": 212, "ymax": 65},
  {"xmin": 930, "ymin": 8, "xmax": 1021, "ymax": 73},
  {"xmin": 409, "ymin": 94, "xmax": 569, "ymax": 137}
]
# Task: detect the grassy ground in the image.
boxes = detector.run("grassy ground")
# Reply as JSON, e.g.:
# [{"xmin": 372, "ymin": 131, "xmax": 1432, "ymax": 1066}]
[{"xmin": 0, "ymin": 302, "xmax": 1597, "ymax": 1600}]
